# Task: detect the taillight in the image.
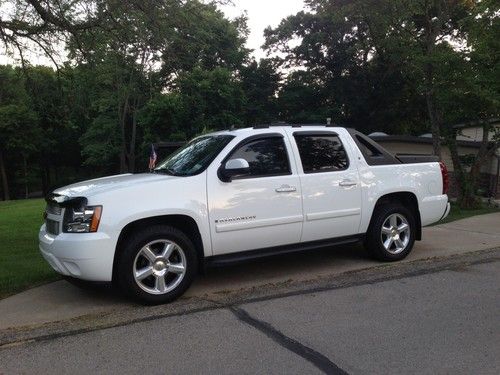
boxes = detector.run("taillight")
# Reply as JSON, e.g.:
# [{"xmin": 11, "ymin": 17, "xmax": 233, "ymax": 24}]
[{"xmin": 439, "ymin": 162, "xmax": 449, "ymax": 194}]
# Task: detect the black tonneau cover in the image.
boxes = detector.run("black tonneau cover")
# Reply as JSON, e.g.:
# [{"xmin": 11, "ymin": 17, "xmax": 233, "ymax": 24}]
[{"xmin": 395, "ymin": 154, "xmax": 439, "ymax": 164}]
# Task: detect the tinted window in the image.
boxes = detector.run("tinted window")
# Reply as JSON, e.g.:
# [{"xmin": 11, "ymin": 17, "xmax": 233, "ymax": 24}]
[
  {"xmin": 294, "ymin": 134, "xmax": 349, "ymax": 173},
  {"xmin": 229, "ymin": 137, "xmax": 290, "ymax": 178}
]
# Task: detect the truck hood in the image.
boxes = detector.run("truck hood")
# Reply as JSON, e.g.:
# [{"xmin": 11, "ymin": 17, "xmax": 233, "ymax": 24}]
[{"xmin": 53, "ymin": 173, "xmax": 177, "ymax": 198}]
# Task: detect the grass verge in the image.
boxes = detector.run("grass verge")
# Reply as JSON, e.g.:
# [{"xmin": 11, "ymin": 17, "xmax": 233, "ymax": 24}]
[
  {"xmin": 437, "ymin": 202, "xmax": 499, "ymax": 225},
  {"xmin": 0, "ymin": 199, "xmax": 59, "ymax": 299}
]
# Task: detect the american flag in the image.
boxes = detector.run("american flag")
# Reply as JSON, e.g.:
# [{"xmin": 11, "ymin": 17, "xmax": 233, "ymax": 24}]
[{"xmin": 149, "ymin": 144, "xmax": 157, "ymax": 170}]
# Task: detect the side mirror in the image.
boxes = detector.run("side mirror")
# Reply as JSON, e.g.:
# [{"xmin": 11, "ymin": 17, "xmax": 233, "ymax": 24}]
[{"xmin": 219, "ymin": 158, "xmax": 250, "ymax": 182}]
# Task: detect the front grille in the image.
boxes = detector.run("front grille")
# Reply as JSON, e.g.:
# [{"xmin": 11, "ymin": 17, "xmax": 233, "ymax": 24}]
[
  {"xmin": 46, "ymin": 219, "xmax": 60, "ymax": 235},
  {"xmin": 46, "ymin": 202, "xmax": 62, "ymax": 215}
]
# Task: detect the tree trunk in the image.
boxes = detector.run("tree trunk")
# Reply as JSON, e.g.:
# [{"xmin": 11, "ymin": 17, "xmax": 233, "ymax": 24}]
[
  {"xmin": 119, "ymin": 99, "xmax": 129, "ymax": 173},
  {"xmin": 129, "ymin": 98, "xmax": 139, "ymax": 172},
  {"xmin": 0, "ymin": 149, "xmax": 9, "ymax": 200},
  {"xmin": 447, "ymin": 134, "xmax": 471, "ymax": 207},
  {"xmin": 40, "ymin": 158, "xmax": 51, "ymax": 196},
  {"xmin": 423, "ymin": 1, "xmax": 442, "ymax": 160},
  {"xmin": 469, "ymin": 124, "xmax": 491, "ymax": 184},
  {"xmin": 447, "ymin": 125, "xmax": 495, "ymax": 209},
  {"xmin": 23, "ymin": 156, "xmax": 28, "ymax": 199},
  {"xmin": 425, "ymin": 85, "xmax": 442, "ymax": 160},
  {"xmin": 44, "ymin": 160, "xmax": 51, "ymax": 195}
]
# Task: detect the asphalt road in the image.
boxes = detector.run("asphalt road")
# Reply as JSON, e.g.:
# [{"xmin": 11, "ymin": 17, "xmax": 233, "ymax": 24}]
[{"xmin": 1, "ymin": 253, "xmax": 498, "ymax": 374}]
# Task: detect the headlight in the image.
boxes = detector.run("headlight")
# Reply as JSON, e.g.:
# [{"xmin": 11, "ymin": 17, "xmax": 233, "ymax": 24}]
[{"xmin": 63, "ymin": 205, "xmax": 102, "ymax": 233}]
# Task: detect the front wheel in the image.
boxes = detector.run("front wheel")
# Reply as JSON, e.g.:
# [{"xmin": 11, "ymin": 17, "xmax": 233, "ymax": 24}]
[
  {"xmin": 115, "ymin": 225, "xmax": 198, "ymax": 304},
  {"xmin": 364, "ymin": 204, "xmax": 416, "ymax": 261}
]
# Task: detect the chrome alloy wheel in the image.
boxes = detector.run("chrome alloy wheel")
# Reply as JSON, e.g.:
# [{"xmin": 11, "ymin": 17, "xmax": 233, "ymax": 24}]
[
  {"xmin": 380, "ymin": 213, "xmax": 410, "ymax": 254},
  {"xmin": 133, "ymin": 239, "xmax": 187, "ymax": 295}
]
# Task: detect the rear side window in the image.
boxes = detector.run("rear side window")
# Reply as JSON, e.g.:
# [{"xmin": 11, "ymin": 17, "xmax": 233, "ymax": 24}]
[
  {"xmin": 229, "ymin": 137, "xmax": 291, "ymax": 178},
  {"xmin": 294, "ymin": 134, "xmax": 349, "ymax": 173}
]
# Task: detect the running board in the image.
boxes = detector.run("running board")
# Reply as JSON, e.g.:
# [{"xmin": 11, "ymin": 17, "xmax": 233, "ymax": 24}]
[{"xmin": 205, "ymin": 234, "xmax": 364, "ymax": 268}]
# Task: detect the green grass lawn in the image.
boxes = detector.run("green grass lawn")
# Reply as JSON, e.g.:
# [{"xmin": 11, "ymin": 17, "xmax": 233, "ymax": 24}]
[
  {"xmin": 436, "ymin": 202, "xmax": 499, "ymax": 225},
  {"xmin": 0, "ymin": 198, "xmax": 498, "ymax": 299},
  {"xmin": 0, "ymin": 198, "xmax": 59, "ymax": 299}
]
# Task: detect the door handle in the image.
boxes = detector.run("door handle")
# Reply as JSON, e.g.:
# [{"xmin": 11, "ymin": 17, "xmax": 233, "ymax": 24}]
[
  {"xmin": 275, "ymin": 185, "xmax": 297, "ymax": 193},
  {"xmin": 339, "ymin": 179, "xmax": 357, "ymax": 187}
]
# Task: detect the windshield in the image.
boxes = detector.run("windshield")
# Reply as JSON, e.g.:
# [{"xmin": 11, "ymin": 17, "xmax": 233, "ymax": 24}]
[{"xmin": 154, "ymin": 135, "xmax": 234, "ymax": 176}]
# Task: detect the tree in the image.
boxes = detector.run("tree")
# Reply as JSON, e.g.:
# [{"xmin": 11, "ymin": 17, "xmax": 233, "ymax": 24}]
[
  {"xmin": 240, "ymin": 58, "xmax": 281, "ymax": 125},
  {"xmin": 277, "ymin": 70, "xmax": 330, "ymax": 124},
  {"xmin": 140, "ymin": 94, "xmax": 188, "ymax": 145},
  {"xmin": 0, "ymin": 65, "xmax": 41, "ymax": 199},
  {"xmin": 65, "ymin": 0, "xmax": 249, "ymax": 173},
  {"xmin": 264, "ymin": 0, "xmax": 431, "ymax": 132},
  {"xmin": 0, "ymin": 0, "xmax": 104, "ymax": 67},
  {"xmin": 22, "ymin": 65, "xmax": 75, "ymax": 194},
  {"xmin": 438, "ymin": 0, "xmax": 500, "ymax": 207},
  {"xmin": 176, "ymin": 67, "xmax": 246, "ymax": 134}
]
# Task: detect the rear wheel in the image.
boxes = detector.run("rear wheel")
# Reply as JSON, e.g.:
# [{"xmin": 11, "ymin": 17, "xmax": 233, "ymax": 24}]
[
  {"xmin": 365, "ymin": 204, "xmax": 416, "ymax": 261},
  {"xmin": 115, "ymin": 225, "xmax": 198, "ymax": 304}
]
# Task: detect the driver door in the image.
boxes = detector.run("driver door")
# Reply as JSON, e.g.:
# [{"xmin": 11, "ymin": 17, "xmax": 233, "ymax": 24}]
[{"xmin": 207, "ymin": 133, "xmax": 303, "ymax": 255}]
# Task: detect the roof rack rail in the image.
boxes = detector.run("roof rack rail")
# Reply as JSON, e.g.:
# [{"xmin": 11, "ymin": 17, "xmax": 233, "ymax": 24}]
[{"xmin": 253, "ymin": 123, "xmax": 337, "ymax": 129}]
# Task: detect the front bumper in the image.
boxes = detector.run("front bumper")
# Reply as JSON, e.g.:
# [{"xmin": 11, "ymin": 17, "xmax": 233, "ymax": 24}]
[{"xmin": 39, "ymin": 224, "xmax": 116, "ymax": 281}]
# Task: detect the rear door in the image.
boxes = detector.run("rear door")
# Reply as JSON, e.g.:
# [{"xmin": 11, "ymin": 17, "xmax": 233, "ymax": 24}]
[
  {"xmin": 207, "ymin": 132, "xmax": 303, "ymax": 255},
  {"xmin": 286, "ymin": 129, "xmax": 362, "ymax": 242}
]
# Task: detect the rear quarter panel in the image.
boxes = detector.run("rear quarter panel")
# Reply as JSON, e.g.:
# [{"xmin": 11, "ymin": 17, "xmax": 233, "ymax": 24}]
[{"xmin": 355, "ymin": 157, "xmax": 447, "ymax": 232}]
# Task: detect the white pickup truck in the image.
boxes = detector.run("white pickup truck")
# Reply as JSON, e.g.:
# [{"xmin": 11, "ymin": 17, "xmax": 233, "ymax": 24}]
[{"xmin": 40, "ymin": 125, "xmax": 450, "ymax": 303}]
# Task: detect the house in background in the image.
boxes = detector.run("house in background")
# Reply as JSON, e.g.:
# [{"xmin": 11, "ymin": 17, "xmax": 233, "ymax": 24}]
[{"xmin": 369, "ymin": 119, "xmax": 500, "ymax": 199}]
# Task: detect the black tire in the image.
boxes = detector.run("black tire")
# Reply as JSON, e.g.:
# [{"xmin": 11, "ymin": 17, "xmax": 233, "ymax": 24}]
[
  {"xmin": 364, "ymin": 203, "xmax": 416, "ymax": 261},
  {"xmin": 115, "ymin": 225, "xmax": 198, "ymax": 304}
]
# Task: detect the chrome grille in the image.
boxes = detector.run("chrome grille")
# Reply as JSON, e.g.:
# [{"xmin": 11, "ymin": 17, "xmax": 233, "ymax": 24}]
[
  {"xmin": 45, "ymin": 219, "xmax": 60, "ymax": 235},
  {"xmin": 46, "ymin": 202, "xmax": 62, "ymax": 215}
]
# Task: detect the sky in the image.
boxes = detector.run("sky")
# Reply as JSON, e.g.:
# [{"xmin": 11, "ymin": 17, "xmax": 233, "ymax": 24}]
[{"xmin": 0, "ymin": 0, "xmax": 306, "ymax": 66}]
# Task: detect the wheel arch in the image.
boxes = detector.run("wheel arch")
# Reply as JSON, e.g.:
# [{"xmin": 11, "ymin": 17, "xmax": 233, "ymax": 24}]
[
  {"xmin": 370, "ymin": 192, "xmax": 422, "ymax": 240},
  {"xmin": 113, "ymin": 214, "xmax": 205, "ymax": 281}
]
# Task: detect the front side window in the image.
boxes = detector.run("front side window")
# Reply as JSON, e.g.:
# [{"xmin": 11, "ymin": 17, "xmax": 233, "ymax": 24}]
[
  {"xmin": 229, "ymin": 137, "xmax": 291, "ymax": 178},
  {"xmin": 294, "ymin": 134, "xmax": 349, "ymax": 173},
  {"xmin": 155, "ymin": 135, "xmax": 234, "ymax": 176}
]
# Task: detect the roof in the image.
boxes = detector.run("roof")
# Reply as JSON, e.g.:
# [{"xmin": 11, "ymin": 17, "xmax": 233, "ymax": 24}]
[
  {"xmin": 209, "ymin": 124, "xmax": 344, "ymax": 136},
  {"xmin": 453, "ymin": 118, "xmax": 500, "ymax": 129}
]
